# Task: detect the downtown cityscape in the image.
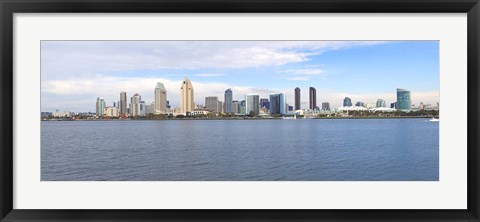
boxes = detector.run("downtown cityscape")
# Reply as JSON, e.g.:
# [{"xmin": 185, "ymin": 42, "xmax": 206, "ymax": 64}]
[{"xmin": 42, "ymin": 78, "xmax": 439, "ymax": 120}]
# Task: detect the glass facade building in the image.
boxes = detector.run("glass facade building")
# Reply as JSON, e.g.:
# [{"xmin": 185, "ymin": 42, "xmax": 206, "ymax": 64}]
[
  {"xmin": 269, "ymin": 93, "xmax": 286, "ymax": 115},
  {"xmin": 343, "ymin": 97, "xmax": 352, "ymax": 107},
  {"xmin": 396, "ymin": 88, "xmax": 411, "ymax": 111},
  {"xmin": 224, "ymin": 88, "xmax": 233, "ymax": 113}
]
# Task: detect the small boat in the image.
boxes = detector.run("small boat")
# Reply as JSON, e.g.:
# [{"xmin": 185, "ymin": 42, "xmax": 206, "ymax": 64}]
[{"xmin": 429, "ymin": 117, "xmax": 439, "ymax": 122}]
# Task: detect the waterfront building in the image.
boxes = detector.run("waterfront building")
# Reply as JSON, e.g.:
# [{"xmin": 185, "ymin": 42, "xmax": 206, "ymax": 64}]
[
  {"xmin": 53, "ymin": 110, "xmax": 72, "ymax": 118},
  {"xmin": 343, "ymin": 97, "xmax": 352, "ymax": 107},
  {"xmin": 140, "ymin": 101, "xmax": 146, "ymax": 116},
  {"xmin": 288, "ymin": 105, "xmax": 293, "ymax": 111},
  {"xmin": 96, "ymin": 97, "xmax": 106, "ymax": 116},
  {"xmin": 419, "ymin": 102, "xmax": 425, "ymax": 110},
  {"xmin": 260, "ymin": 98, "xmax": 269, "ymax": 110},
  {"xmin": 294, "ymin": 87, "xmax": 301, "ymax": 110},
  {"xmin": 218, "ymin": 101, "xmax": 223, "ymax": 113},
  {"xmin": 154, "ymin": 82, "xmax": 167, "ymax": 114},
  {"xmin": 205, "ymin": 96, "xmax": 219, "ymax": 112},
  {"xmin": 239, "ymin": 100, "xmax": 246, "ymax": 114},
  {"xmin": 180, "ymin": 77, "xmax": 195, "ymax": 113},
  {"xmin": 224, "ymin": 88, "xmax": 233, "ymax": 113},
  {"xmin": 391, "ymin": 102, "xmax": 397, "ymax": 109},
  {"xmin": 130, "ymin": 93, "xmax": 141, "ymax": 116},
  {"xmin": 355, "ymin": 101, "xmax": 364, "ymax": 107},
  {"xmin": 245, "ymin": 94, "xmax": 260, "ymax": 115},
  {"xmin": 145, "ymin": 104, "xmax": 153, "ymax": 114},
  {"xmin": 397, "ymin": 88, "xmax": 411, "ymax": 111},
  {"xmin": 120, "ymin": 91, "xmax": 127, "ymax": 115},
  {"xmin": 270, "ymin": 93, "xmax": 286, "ymax": 115},
  {"xmin": 309, "ymin": 87, "xmax": 317, "ymax": 110},
  {"xmin": 322, "ymin": 102, "xmax": 330, "ymax": 111},
  {"xmin": 104, "ymin": 106, "xmax": 119, "ymax": 117},
  {"xmin": 232, "ymin": 100, "xmax": 239, "ymax": 114},
  {"xmin": 376, "ymin": 99, "xmax": 386, "ymax": 108}
]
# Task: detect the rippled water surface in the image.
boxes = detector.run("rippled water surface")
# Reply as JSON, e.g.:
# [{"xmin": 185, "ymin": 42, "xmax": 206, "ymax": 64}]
[{"xmin": 41, "ymin": 119, "xmax": 439, "ymax": 181}]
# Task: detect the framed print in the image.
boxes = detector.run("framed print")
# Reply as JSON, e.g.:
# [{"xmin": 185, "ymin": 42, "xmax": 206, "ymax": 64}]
[{"xmin": 1, "ymin": 0, "xmax": 479, "ymax": 221}]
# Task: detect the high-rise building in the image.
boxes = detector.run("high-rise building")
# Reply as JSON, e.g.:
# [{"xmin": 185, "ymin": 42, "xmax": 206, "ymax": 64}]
[
  {"xmin": 140, "ymin": 101, "xmax": 146, "ymax": 116},
  {"xmin": 224, "ymin": 88, "xmax": 233, "ymax": 113},
  {"xmin": 232, "ymin": 100, "xmax": 239, "ymax": 114},
  {"xmin": 218, "ymin": 101, "xmax": 223, "ymax": 113},
  {"xmin": 355, "ymin": 101, "xmax": 364, "ymax": 107},
  {"xmin": 397, "ymin": 88, "xmax": 411, "ymax": 111},
  {"xmin": 343, "ymin": 97, "xmax": 352, "ymax": 107},
  {"xmin": 309, "ymin": 87, "xmax": 317, "ymax": 110},
  {"xmin": 154, "ymin": 82, "xmax": 167, "ymax": 114},
  {"xmin": 104, "ymin": 106, "xmax": 119, "ymax": 117},
  {"xmin": 294, "ymin": 87, "xmax": 301, "ymax": 110},
  {"xmin": 419, "ymin": 102, "xmax": 425, "ymax": 110},
  {"xmin": 239, "ymin": 100, "xmax": 246, "ymax": 114},
  {"xmin": 96, "ymin": 97, "xmax": 106, "ymax": 116},
  {"xmin": 180, "ymin": 77, "xmax": 194, "ymax": 113},
  {"xmin": 120, "ymin": 91, "xmax": 127, "ymax": 115},
  {"xmin": 260, "ymin": 98, "xmax": 269, "ymax": 110},
  {"xmin": 270, "ymin": 93, "xmax": 286, "ymax": 115},
  {"xmin": 376, "ymin": 99, "xmax": 386, "ymax": 108},
  {"xmin": 322, "ymin": 102, "xmax": 330, "ymax": 111},
  {"xmin": 245, "ymin": 94, "xmax": 260, "ymax": 115},
  {"xmin": 130, "ymin": 93, "xmax": 141, "ymax": 116},
  {"xmin": 205, "ymin": 96, "xmax": 219, "ymax": 112}
]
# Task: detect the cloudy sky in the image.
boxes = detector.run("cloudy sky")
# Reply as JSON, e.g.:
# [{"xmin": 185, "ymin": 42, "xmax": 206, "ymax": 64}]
[{"xmin": 41, "ymin": 41, "xmax": 439, "ymax": 112}]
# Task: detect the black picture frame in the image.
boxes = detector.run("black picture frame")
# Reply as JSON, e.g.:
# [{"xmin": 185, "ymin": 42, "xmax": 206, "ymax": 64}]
[{"xmin": 1, "ymin": 0, "xmax": 479, "ymax": 221}]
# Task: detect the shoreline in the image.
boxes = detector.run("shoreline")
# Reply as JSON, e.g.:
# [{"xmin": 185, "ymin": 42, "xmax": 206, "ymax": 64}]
[{"xmin": 41, "ymin": 116, "xmax": 436, "ymax": 121}]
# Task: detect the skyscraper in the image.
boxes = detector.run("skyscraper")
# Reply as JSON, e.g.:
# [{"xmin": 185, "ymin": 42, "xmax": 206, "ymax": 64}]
[
  {"xmin": 239, "ymin": 100, "xmax": 246, "ymax": 114},
  {"xmin": 397, "ymin": 88, "xmax": 411, "ymax": 111},
  {"xmin": 218, "ymin": 101, "xmax": 223, "ymax": 113},
  {"xmin": 294, "ymin": 87, "xmax": 301, "ymax": 110},
  {"xmin": 180, "ymin": 77, "xmax": 194, "ymax": 113},
  {"xmin": 205, "ymin": 96, "xmax": 219, "ymax": 112},
  {"xmin": 96, "ymin": 97, "xmax": 106, "ymax": 116},
  {"xmin": 309, "ymin": 87, "xmax": 317, "ymax": 110},
  {"xmin": 376, "ymin": 99, "xmax": 386, "ymax": 108},
  {"xmin": 270, "ymin": 93, "xmax": 286, "ymax": 115},
  {"xmin": 140, "ymin": 101, "xmax": 146, "ymax": 116},
  {"xmin": 120, "ymin": 91, "xmax": 127, "ymax": 115},
  {"xmin": 232, "ymin": 100, "xmax": 239, "ymax": 114},
  {"xmin": 224, "ymin": 88, "xmax": 233, "ymax": 113},
  {"xmin": 355, "ymin": 101, "xmax": 364, "ymax": 107},
  {"xmin": 322, "ymin": 102, "xmax": 330, "ymax": 111},
  {"xmin": 245, "ymin": 94, "xmax": 260, "ymax": 115},
  {"xmin": 130, "ymin": 93, "xmax": 141, "ymax": 116},
  {"xmin": 154, "ymin": 82, "xmax": 167, "ymax": 114},
  {"xmin": 343, "ymin": 97, "xmax": 352, "ymax": 107}
]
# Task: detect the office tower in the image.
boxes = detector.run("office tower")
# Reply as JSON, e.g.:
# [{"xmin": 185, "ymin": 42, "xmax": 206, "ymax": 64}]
[
  {"xmin": 130, "ymin": 93, "xmax": 141, "ymax": 116},
  {"xmin": 269, "ymin": 93, "xmax": 286, "ymax": 115},
  {"xmin": 96, "ymin": 97, "xmax": 106, "ymax": 116},
  {"xmin": 343, "ymin": 97, "xmax": 352, "ymax": 107},
  {"xmin": 322, "ymin": 102, "xmax": 330, "ymax": 111},
  {"xmin": 376, "ymin": 99, "xmax": 386, "ymax": 108},
  {"xmin": 120, "ymin": 91, "xmax": 127, "ymax": 115},
  {"xmin": 309, "ymin": 87, "xmax": 317, "ymax": 110},
  {"xmin": 232, "ymin": 101, "xmax": 239, "ymax": 114},
  {"xmin": 239, "ymin": 100, "xmax": 246, "ymax": 114},
  {"xmin": 154, "ymin": 82, "xmax": 167, "ymax": 114},
  {"xmin": 145, "ymin": 104, "xmax": 152, "ymax": 114},
  {"xmin": 205, "ymin": 96, "xmax": 219, "ymax": 112},
  {"xmin": 420, "ymin": 102, "xmax": 425, "ymax": 110},
  {"xmin": 397, "ymin": 88, "xmax": 411, "ymax": 111},
  {"xmin": 140, "ymin": 101, "xmax": 146, "ymax": 116},
  {"xmin": 113, "ymin": 101, "xmax": 117, "ymax": 108},
  {"xmin": 355, "ymin": 101, "xmax": 364, "ymax": 107},
  {"xmin": 180, "ymin": 77, "xmax": 194, "ymax": 113},
  {"xmin": 218, "ymin": 101, "xmax": 223, "ymax": 113},
  {"xmin": 260, "ymin": 98, "xmax": 269, "ymax": 110},
  {"xmin": 294, "ymin": 87, "xmax": 301, "ymax": 110},
  {"xmin": 288, "ymin": 105, "xmax": 293, "ymax": 111},
  {"xmin": 391, "ymin": 102, "xmax": 397, "ymax": 109},
  {"xmin": 104, "ymin": 106, "xmax": 119, "ymax": 117},
  {"xmin": 245, "ymin": 94, "xmax": 260, "ymax": 115},
  {"xmin": 224, "ymin": 88, "xmax": 233, "ymax": 113}
]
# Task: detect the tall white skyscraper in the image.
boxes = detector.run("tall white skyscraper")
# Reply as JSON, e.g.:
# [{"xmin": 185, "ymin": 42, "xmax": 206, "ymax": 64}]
[
  {"xmin": 154, "ymin": 82, "xmax": 167, "ymax": 114},
  {"xmin": 96, "ymin": 97, "xmax": 106, "ymax": 116},
  {"xmin": 130, "ymin": 93, "xmax": 141, "ymax": 116},
  {"xmin": 180, "ymin": 77, "xmax": 194, "ymax": 114}
]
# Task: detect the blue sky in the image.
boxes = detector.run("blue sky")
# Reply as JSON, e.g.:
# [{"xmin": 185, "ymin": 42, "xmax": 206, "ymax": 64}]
[{"xmin": 41, "ymin": 41, "xmax": 439, "ymax": 112}]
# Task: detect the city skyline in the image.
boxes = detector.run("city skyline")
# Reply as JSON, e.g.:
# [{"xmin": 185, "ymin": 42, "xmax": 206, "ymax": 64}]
[{"xmin": 41, "ymin": 41, "xmax": 439, "ymax": 112}]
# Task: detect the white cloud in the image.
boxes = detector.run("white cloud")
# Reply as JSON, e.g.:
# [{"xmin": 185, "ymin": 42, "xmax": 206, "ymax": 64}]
[
  {"xmin": 279, "ymin": 68, "xmax": 325, "ymax": 76},
  {"xmin": 194, "ymin": 73, "xmax": 225, "ymax": 77}
]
